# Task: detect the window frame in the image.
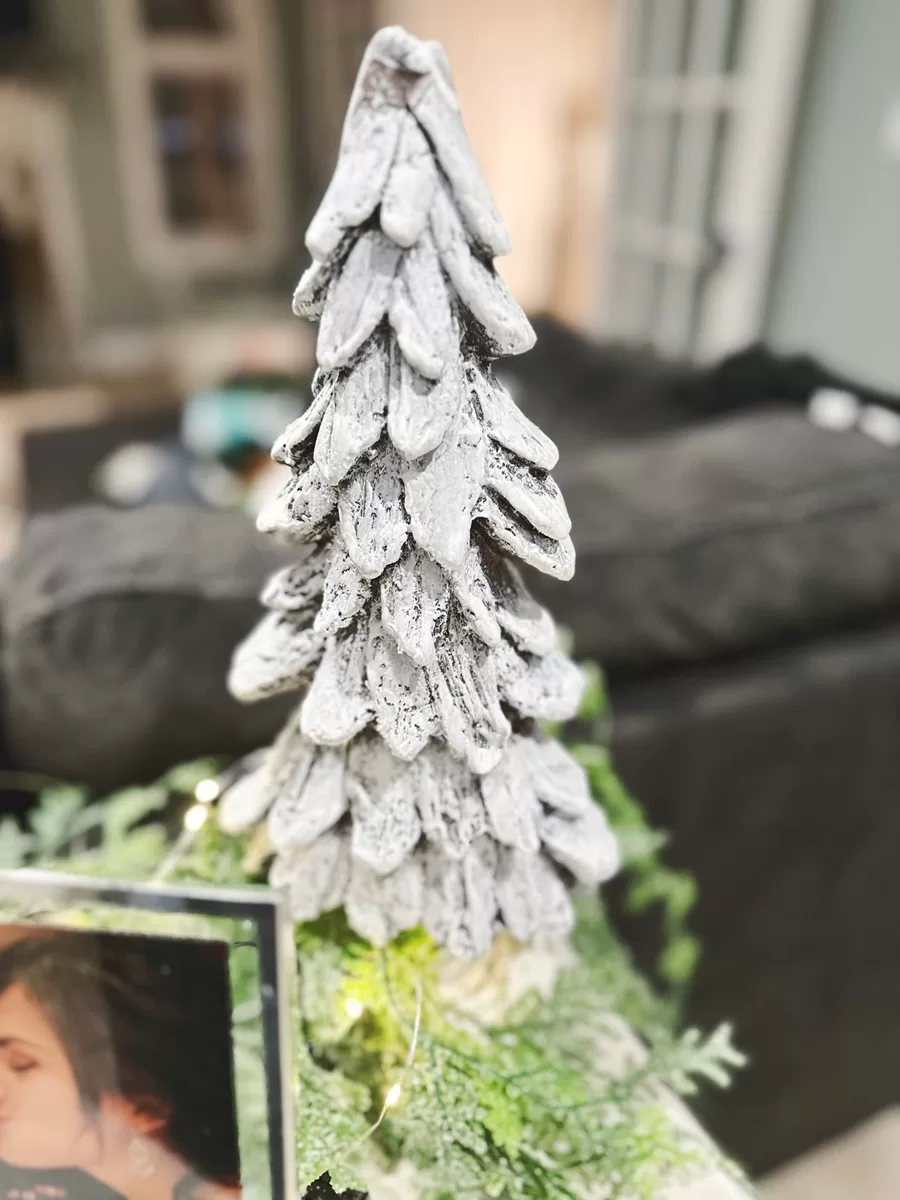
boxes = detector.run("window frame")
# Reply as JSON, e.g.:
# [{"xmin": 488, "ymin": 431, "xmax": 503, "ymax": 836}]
[
  {"xmin": 102, "ymin": 0, "xmax": 288, "ymax": 279},
  {"xmin": 595, "ymin": 0, "xmax": 814, "ymax": 360}
]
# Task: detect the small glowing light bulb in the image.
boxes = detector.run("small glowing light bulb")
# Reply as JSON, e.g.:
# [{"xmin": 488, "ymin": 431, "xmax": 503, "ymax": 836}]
[
  {"xmin": 344, "ymin": 997, "xmax": 364, "ymax": 1021},
  {"xmin": 184, "ymin": 804, "xmax": 208, "ymax": 833},
  {"xmin": 384, "ymin": 1082, "xmax": 402, "ymax": 1108},
  {"xmin": 194, "ymin": 778, "xmax": 221, "ymax": 804}
]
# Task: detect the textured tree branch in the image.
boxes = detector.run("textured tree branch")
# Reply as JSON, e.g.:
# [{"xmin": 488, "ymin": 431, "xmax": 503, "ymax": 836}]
[{"xmin": 223, "ymin": 25, "xmax": 618, "ymax": 956}]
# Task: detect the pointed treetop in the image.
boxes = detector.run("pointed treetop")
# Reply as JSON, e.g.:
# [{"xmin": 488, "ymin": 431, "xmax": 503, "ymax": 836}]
[{"xmin": 306, "ymin": 26, "xmax": 510, "ymax": 264}]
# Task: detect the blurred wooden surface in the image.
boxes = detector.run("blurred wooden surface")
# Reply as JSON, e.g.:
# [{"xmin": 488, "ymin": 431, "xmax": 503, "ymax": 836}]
[{"xmin": 761, "ymin": 1109, "xmax": 900, "ymax": 1200}]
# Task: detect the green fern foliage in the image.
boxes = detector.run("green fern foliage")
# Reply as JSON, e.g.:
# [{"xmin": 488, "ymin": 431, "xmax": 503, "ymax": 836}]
[{"xmin": 2, "ymin": 662, "xmax": 748, "ymax": 1198}]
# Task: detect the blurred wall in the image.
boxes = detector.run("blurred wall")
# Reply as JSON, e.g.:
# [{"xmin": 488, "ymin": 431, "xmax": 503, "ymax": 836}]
[
  {"xmin": 48, "ymin": 0, "xmax": 310, "ymax": 333},
  {"xmin": 377, "ymin": 0, "xmax": 615, "ymax": 325},
  {"xmin": 274, "ymin": 0, "xmax": 374, "ymax": 237},
  {"xmin": 33, "ymin": 0, "xmax": 368, "ymax": 387},
  {"xmin": 765, "ymin": 0, "xmax": 900, "ymax": 390},
  {"xmin": 49, "ymin": 0, "xmax": 157, "ymax": 330}
]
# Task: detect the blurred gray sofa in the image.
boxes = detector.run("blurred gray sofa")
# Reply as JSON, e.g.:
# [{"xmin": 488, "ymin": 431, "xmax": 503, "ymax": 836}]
[{"xmin": 0, "ymin": 505, "xmax": 293, "ymax": 794}]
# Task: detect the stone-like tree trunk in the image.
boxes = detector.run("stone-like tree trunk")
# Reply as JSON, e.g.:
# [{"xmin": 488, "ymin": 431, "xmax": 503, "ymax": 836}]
[{"xmin": 221, "ymin": 25, "xmax": 618, "ymax": 957}]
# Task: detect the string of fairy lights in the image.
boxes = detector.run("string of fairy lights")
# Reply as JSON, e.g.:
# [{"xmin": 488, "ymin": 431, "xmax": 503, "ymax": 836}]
[
  {"xmin": 337, "ymin": 975, "xmax": 423, "ymax": 1154},
  {"xmin": 153, "ymin": 775, "xmax": 221, "ymax": 881}
]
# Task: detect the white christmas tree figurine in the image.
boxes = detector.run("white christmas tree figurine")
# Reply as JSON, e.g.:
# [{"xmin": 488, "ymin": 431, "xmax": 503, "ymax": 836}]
[{"xmin": 221, "ymin": 25, "xmax": 619, "ymax": 957}]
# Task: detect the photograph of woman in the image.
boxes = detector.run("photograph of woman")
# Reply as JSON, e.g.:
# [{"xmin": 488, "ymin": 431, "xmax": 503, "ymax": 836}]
[{"xmin": 0, "ymin": 928, "xmax": 242, "ymax": 1200}]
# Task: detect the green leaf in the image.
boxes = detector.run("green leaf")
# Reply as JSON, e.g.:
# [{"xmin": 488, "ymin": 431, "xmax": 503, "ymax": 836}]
[
  {"xmin": 659, "ymin": 1024, "xmax": 747, "ymax": 1096},
  {"xmin": 163, "ymin": 758, "xmax": 223, "ymax": 795},
  {"xmin": 102, "ymin": 786, "xmax": 168, "ymax": 846},
  {"xmin": 102, "ymin": 825, "xmax": 169, "ymax": 874},
  {"xmin": 29, "ymin": 785, "xmax": 87, "ymax": 858},
  {"xmin": 568, "ymin": 673, "xmax": 705, "ymax": 1000},
  {"xmin": 479, "ymin": 1079, "xmax": 524, "ymax": 1154},
  {"xmin": 0, "ymin": 817, "xmax": 34, "ymax": 868},
  {"xmin": 614, "ymin": 827, "xmax": 669, "ymax": 867},
  {"xmin": 659, "ymin": 936, "xmax": 701, "ymax": 986},
  {"xmin": 668, "ymin": 873, "xmax": 698, "ymax": 921},
  {"xmin": 67, "ymin": 801, "xmax": 111, "ymax": 840},
  {"xmin": 577, "ymin": 662, "xmax": 608, "ymax": 721}
]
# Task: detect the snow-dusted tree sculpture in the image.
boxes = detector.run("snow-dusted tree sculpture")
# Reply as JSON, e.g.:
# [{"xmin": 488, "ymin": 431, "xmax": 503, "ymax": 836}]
[{"xmin": 221, "ymin": 26, "xmax": 619, "ymax": 957}]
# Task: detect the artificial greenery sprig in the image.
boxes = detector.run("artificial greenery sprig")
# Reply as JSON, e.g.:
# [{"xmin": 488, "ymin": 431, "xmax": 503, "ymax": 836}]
[
  {"xmin": 0, "ymin": 664, "xmax": 747, "ymax": 1199},
  {"xmin": 567, "ymin": 663, "xmax": 702, "ymax": 1000},
  {"xmin": 288, "ymin": 901, "xmax": 745, "ymax": 1198}
]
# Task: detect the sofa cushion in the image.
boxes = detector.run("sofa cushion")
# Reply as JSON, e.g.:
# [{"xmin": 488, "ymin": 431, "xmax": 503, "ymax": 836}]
[
  {"xmin": 0, "ymin": 505, "xmax": 293, "ymax": 791},
  {"xmin": 528, "ymin": 409, "xmax": 900, "ymax": 672}
]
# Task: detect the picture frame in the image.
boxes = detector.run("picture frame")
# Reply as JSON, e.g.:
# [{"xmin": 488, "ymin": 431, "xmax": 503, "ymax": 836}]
[{"xmin": 0, "ymin": 868, "xmax": 298, "ymax": 1200}]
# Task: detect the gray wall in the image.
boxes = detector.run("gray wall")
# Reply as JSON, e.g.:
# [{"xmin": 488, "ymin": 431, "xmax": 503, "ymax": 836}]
[{"xmin": 765, "ymin": 0, "xmax": 900, "ymax": 391}]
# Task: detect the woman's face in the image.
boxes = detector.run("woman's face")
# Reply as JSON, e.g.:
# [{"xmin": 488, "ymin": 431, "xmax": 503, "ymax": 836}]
[{"xmin": 0, "ymin": 982, "xmax": 98, "ymax": 1167}]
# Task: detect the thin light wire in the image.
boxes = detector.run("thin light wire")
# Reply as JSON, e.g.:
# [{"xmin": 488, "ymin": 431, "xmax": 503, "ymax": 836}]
[
  {"xmin": 404, "ymin": 974, "xmax": 424, "ymax": 1070},
  {"xmin": 153, "ymin": 783, "xmax": 222, "ymax": 881},
  {"xmin": 335, "ymin": 974, "xmax": 424, "ymax": 1162},
  {"xmin": 153, "ymin": 826, "xmax": 197, "ymax": 882}
]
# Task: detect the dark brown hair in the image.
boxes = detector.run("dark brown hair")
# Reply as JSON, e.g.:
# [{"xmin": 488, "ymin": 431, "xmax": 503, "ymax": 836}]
[{"xmin": 0, "ymin": 931, "xmax": 241, "ymax": 1186}]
